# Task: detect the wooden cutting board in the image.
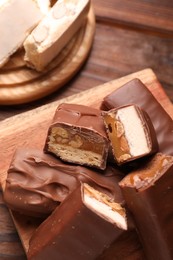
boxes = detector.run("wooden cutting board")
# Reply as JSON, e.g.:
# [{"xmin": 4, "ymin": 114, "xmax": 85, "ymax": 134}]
[
  {"xmin": 0, "ymin": 5, "xmax": 95, "ymax": 105},
  {"xmin": 0, "ymin": 68, "xmax": 173, "ymax": 256}
]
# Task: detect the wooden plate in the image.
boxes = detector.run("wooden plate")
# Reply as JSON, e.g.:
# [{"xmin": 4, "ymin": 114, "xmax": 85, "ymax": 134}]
[
  {"xmin": 0, "ymin": 5, "xmax": 95, "ymax": 105},
  {"xmin": 0, "ymin": 68, "xmax": 173, "ymax": 256}
]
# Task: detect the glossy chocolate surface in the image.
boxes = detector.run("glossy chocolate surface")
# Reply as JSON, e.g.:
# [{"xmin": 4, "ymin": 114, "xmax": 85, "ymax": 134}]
[
  {"xmin": 28, "ymin": 185, "xmax": 126, "ymax": 260},
  {"xmin": 98, "ymin": 230, "xmax": 145, "ymax": 260},
  {"xmin": 52, "ymin": 103, "xmax": 107, "ymax": 137},
  {"xmin": 119, "ymin": 153, "xmax": 173, "ymax": 260},
  {"xmin": 102, "ymin": 78, "xmax": 173, "ymax": 156},
  {"xmin": 3, "ymin": 148, "xmax": 124, "ymax": 217}
]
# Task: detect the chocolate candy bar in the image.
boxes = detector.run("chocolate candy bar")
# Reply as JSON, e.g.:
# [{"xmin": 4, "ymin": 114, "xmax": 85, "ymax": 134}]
[
  {"xmin": 102, "ymin": 78, "xmax": 173, "ymax": 156},
  {"xmin": 24, "ymin": 0, "xmax": 90, "ymax": 71},
  {"xmin": 3, "ymin": 148, "xmax": 124, "ymax": 218},
  {"xmin": 99, "ymin": 230, "xmax": 145, "ymax": 260},
  {"xmin": 27, "ymin": 183, "xmax": 128, "ymax": 260},
  {"xmin": 102, "ymin": 105, "xmax": 158, "ymax": 165},
  {"xmin": 119, "ymin": 153, "xmax": 173, "ymax": 260},
  {"xmin": 44, "ymin": 103, "xmax": 109, "ymax": 170}
]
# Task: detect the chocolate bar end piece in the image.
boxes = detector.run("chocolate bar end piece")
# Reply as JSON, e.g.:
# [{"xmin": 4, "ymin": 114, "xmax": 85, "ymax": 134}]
[
  {"xmin": 120, "ymin": 152, "xmax": 173, "ymax": 191},
  {"xmin": 119, "ymin": 153, "xmax": 173, "ymax": 260},
  {"xmin": 102, "ymin": 105, "xmax": 158, "ymax": 165},
  {"xmin": 102, "ymin": 78, "xmax": 173, "ymax": 157},
  {"xmin": 28, "ymin": 183, "xmax": 127, "ymax": 260},
  {"xmin": 45, "ymin": 103, "xmax": 109, "ymax": 170}
]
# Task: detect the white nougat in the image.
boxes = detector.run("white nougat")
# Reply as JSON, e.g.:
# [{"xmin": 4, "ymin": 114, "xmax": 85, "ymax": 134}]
[
  {"xmin": 83, "ymin": 183, "xmax": 127, "ymax": 231},
  {"xmin": 24, "ymin": 0, "xmax": 90, "ymax": 71},
  {"xmin": 116, "ymin": 106, "xmax": 150, "ymax": 156},
  {"xmin": 0, "ymin": 0, "xmax": 43, "ymax": 68},
  {"xmin": 84, "ymin": 195, "xmax": 127, "ymax": 230}
]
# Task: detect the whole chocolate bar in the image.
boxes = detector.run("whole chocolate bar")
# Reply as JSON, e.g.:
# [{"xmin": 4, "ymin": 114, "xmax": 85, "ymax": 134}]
[
  {"xmin": 44, "ymin": 103, "xmax": 109, "ymax": 170},
  {"xmin": 119, "ymin": 153, "xmax": 173, "ymax": 260},
  {"xmin": 3, "ymin": 148, "xmax": 124, "ymax": 218},
  {"xmin": 102, "ymin": 78, "xmax": 173, "ymax": 156},
  {"xmin": 27, "ymin": 183, "xmax": 128, "ymax": 260},
  {"xmin": 102, "ymin": 105, "xmax": 158, "ymax": 165}
]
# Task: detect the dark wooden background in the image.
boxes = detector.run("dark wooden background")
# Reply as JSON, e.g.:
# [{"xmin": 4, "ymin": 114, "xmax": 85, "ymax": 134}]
[{"xmin": 0, "ymin": 0, "xmax": 173, "ymax": 258}]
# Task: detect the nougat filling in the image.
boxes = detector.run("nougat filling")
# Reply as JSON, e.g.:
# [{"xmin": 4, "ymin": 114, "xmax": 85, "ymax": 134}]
[{"xmin": 83, "ymin": 183, "xmax": 127, "ymax": 230}]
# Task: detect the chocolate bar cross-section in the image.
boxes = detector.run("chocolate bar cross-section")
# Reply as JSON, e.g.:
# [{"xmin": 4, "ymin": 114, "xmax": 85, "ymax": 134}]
[
  {"xmin": 44, "ymin": 103, "xmax": 109, "ymax": 170},
  {"xmin": 102, "ymin": 78, "xmax": 173, "ymax": 156}
]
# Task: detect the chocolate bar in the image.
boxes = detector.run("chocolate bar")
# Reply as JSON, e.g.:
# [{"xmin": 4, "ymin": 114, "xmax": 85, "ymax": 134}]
[
  {"xmin": 24, "ymin": 0, "xmax": 90, "ymax": 71},
  {"xmin": 3, "ymin": 148, "xmax": 124, "ymax": 218},
  {"xmin": 99, "ymin": 230, "xmax": 145, "ymax": 260},
  {"xmin": 27, "ymin": 183, "xmax": 128, "ymax": 260},
  {"xmin": 102, "ymin": 105, "xmax": 158, "ymax": 165},
  {"xmin": 119, "ymin": 153, "xmax": 173, "ymax": 260},
  {"xmin": 44, "ymin": 103, "xmax": 109, "ymax": 170},
  {"xmin": 102, "ymin": 78, "xmax": 173, "ymax": 156}
]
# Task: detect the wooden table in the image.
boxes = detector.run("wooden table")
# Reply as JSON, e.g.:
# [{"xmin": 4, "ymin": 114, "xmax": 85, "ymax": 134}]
[{"xmin": 0, "ymin": 0, "xmax": 173, "ymax": 258}]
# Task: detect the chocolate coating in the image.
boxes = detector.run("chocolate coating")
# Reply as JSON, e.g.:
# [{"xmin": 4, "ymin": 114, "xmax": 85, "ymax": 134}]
[
  {"xmin": 102, "ymin": 78, "xmax": 173, "ymax": 156},
  {"xmin": 98, "ymin": 230, "xmax": 145, "ymax": 260},
  {"xmin": 27, "ymin": 184, "xmax": 126, "ymax": 260},
  {"xmin": 52, "ymin": 103, "xmax": 107, "ymax": 137},
  {"xmin": 119, "ymin": 153, "xmax": 173, "ymax": 260},
  {"xmin": 44, "ymin": 103, "xmax": 109, "ymax": 170},
  {"xmin": 3, "ymin": 148, "xmax": 124, "ymax": 218}
]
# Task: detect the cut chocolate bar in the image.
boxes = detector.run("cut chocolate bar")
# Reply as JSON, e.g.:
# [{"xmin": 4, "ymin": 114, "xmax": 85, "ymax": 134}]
[
  {"xmin": 44, "ymin": 103, "xmax": 109, "ymax": 170},
  {"xmin": 24, "ymin": 0, "xmax": 90, "ymax": 71},
  {"xmin": 119, "ymin": 153, "xmax": 173, "ymax": 260},
  {"xmin": 102, "ymin": 78, "xmax": 173, "ymax": 156},
  {"xmin": 102, "ymin": 105, "xmax": 158, "ymax": 165},
  {"xmin": 3, "ymin": 148, "xmax": 124, "ymax": 218},
  {"xmin": 27, "ymin": 183, "xmax": 127, "ymax": 260},
  {"xmin": 0, "ymin": 0, "xmax": 43, "ymax": 67}
]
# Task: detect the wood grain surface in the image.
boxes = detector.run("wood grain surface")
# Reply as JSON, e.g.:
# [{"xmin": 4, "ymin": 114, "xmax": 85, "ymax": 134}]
[
  {"xmin": 0, "ymin": 0, "xmax": 173, "ymax": 259},
  {"xmin": 0, "ymin": 68, "xmax": 173, "ymax": 259},
  {"xmin": 94, "ymin": 0, "xmax": 173, "ymax": 33}
]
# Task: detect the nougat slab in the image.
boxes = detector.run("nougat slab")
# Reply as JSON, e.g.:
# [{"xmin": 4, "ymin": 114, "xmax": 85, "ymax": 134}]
[
  {"xmin": 24, "ymin": 0, "xmax": 90, "ymax": 71},
  {"xmin": 102, "ymin": 105, "xmax": 158, "ymax": 165},
  {"xmin": 0, "ymin": 0, "xmax": 43, "ymax": 67},
  {"xmin": 44, "ymin": 103, "xmax": 109, "ymax": 170}
]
